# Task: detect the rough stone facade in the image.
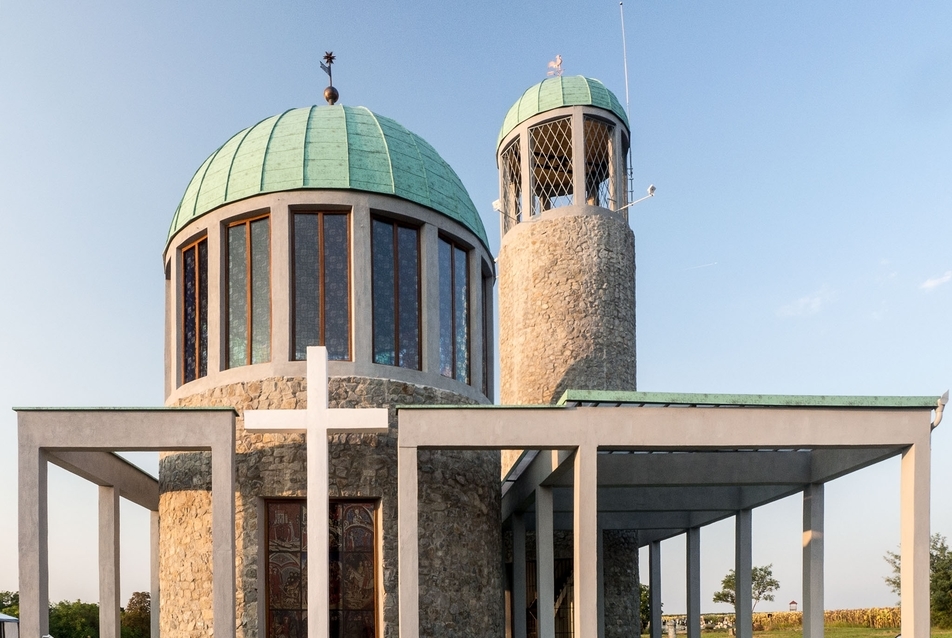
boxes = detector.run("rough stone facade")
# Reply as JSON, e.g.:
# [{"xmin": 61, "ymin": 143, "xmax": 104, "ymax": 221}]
[
  {"xmin": 498, "ymin": 212, "xmax": 637, "ymax": 407},
  {"xmin": 160, "ymin": 375, "xmax": 503, "ymax": 638}
]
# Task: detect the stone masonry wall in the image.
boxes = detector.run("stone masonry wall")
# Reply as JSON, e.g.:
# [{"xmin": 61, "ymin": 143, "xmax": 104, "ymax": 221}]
[
  {"xmin": 160, "ymin": 376, "xmax": 503, "ymax": 638},
  {"xmin": 498, "ymin": 213, "xmax": 636, "ymax": 407}
]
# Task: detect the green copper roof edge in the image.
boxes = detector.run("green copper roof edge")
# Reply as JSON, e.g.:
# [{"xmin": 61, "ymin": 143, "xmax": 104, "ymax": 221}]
[
  {"xmin": 260, "ymin": 109, "xmax": 294, "ymax": 191},
  {"xmin": 555, "ymin": 390, "xmax": 941, "ymax": 409},
  {"xmin": 395, "ymin": 403, "xmax": 566, "ymax": 410},
  {"xmin": 363, "ymin": 105, "xmax": 396, "ymax": 193},
  {"xmin": 407, "ymin": 122, "xmax": 433, "ymax": 210},
  {"xmin": 169, "ymin": 144, "xmax": 220, "ymax": 239}
]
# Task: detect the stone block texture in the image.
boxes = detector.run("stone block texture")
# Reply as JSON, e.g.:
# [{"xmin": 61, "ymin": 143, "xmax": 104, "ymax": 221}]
[
  {"xmin": 498, "ymin": 212, "xmax": 636, "ymax": 406},
  {"xmin": 160, "ymin": 375, "xmax": 503, "ymax": 638}
]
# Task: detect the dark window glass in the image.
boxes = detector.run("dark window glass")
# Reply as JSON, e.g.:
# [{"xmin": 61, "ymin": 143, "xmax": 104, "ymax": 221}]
[
  {"xmin": 182, "ymin": 237, "xmax": 208, "ymax": 384},
  {"xmin": 371, "ymin": 218, "xmax": 420, "ymax": 369},
  {"xmin": 482, "ymin": 274, "xmax": 492, "ymax": 399},
  {"xmin": 292, "ymin": 213, "xmax": 350, "ymax": 361},
  {"xmin": 227, "ymin": 216, "xmax": 271, "ymax": 368},
  {"xmin": 439, "ymin": 237, "xmax": 470, "ymax": 383},
  {"xmin": 266, "ymin": 499, "xmax": 377, "ymax": 638}
]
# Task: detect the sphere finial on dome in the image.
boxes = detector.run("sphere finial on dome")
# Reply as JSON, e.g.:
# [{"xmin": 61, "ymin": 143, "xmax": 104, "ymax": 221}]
[{"xmin": 320, "ymin": 51, "xmax": 339, "ymax": 105}]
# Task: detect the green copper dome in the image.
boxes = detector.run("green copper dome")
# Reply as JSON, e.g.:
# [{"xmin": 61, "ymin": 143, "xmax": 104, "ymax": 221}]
[
  {"xmin": 497, "ymin": 76, "xmax": 629, "ymax": 148},
  {"xmin": 169, "ymin": 105, "xmax": 488, "ymax": 248}
]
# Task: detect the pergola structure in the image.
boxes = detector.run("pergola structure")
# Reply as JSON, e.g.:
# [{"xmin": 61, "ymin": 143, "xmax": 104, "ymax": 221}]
[
  {"xmin": 16, "ymin": 407, "xmax": 237, "ymax": 638},
  {"xmin": 398, "ymin": 390, "xmax": 946, "ymax": 638}
]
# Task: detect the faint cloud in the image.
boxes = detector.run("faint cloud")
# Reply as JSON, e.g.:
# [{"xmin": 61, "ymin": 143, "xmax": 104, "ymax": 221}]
[
  {"xmin": 777, "ymin": 286, "xmax": 833, "ymax": 318},
  {"xmin": 919, "ymin": 271, "xmax": 952, "ymax": 291}
]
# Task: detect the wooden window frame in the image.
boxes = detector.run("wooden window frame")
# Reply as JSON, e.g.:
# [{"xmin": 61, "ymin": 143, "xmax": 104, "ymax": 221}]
[
  {"xmin": 226, "ymin": 213, "xmax": 272, "ymax": 369},
  {"xmin": 439, "ymin": 234, "xmax": 471, "ymax": 384},
  {"xmin": 180, "ymin": 235, "xmax": 207, "ymax": 385},
  {"xmin": 290, "ymin": 211, "xmax": 352, "ymax": 361},
  {"xmin": 370, "ymin": 216, "xmax": 422, "ymax": 370}
]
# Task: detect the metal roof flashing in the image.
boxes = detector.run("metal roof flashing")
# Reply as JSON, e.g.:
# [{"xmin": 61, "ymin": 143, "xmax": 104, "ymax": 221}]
[{"xmin": 555, "ymin": 389, "xmax": 941, "ymax": 409}]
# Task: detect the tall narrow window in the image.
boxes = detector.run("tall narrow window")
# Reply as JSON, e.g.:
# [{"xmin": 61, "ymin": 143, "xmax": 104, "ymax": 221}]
[
  {"xmin": 293, "ymin": 212, "xmax": 350, "ymax": 361},
  {"xmin": 481, "ymin": 272, "xmax": 493, "ymax": 399},
  {"xmin": 584, "ymin": 117, "xmax": 616, "ymax": 208},
  {"xmin": 439, "ymin": 237, "xmax": 469, "ymax": 383},
  {"xmin": 227, "ymin": 216, "xmax": 271, "ymax": 368},
  {"xmin": 182, "ymin": 237, "xmax": 208, "ymax": 383},
  {"xmin": 265, "ymin": 499, "xmax": 378, "ymax": 638},
  {"xmin": 500, "ymin": 139, "xmax": 522, "ymax": 236},
  {"xmin": 371, "ymin": 218, "xmax": 420, "ymax": 369}
]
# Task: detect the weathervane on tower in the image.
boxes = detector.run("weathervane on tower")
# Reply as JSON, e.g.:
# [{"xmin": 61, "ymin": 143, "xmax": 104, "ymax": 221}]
[
  {"xmin": 547, "ymin": 54, "xmax": 563, "ymax": 77},
  {"xmin": 321, "ymin": 51, "xmax": 339, "ymax": 105}
]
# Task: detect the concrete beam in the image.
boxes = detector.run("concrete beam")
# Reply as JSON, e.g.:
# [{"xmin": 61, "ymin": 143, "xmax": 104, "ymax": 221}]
[
  {"xmin": 502, "ymin": 449, "xmax": 572, "ymax": 522},
  {"xmin": 810, "ymin": 447, "xmax": 900, "ymax": 483},
  {"xmin": 49, "ymin": 450, "xmax": 159, "ymax": 510}
]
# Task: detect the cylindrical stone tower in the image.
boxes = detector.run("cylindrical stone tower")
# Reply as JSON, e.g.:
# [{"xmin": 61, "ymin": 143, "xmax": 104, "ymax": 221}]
[
  {"xmin": 161, "ymin": 104, "xmax": 502, "ymax": 638},
  {"xmin": 496, "ymin": 75, "xmax": 640, "ymax": 638},
  {"xmin": 497, "ymin": 75, "xmax": 637, "ymax": 408}
]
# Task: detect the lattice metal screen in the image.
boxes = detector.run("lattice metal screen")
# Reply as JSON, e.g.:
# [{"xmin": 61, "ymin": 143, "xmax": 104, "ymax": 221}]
[
  {"xmin": 584, "ymin": 117, "xmax": 616, "ymax": 209},
  {"xmin": 620, "ymin": 132, "xmax": 630, "ymax": 210},
  {"xmin": 501, "ymin": 139, "xmax": 522, "ymax": 235},
  {"xmin": 530, "ymin": 117, "xmax": 574, "ymax": 215}
]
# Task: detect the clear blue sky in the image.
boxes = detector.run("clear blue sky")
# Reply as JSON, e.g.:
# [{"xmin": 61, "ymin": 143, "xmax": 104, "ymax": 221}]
[{"xmin": 1, "ymin": 0, "xmax": 950, "ymax": 614}]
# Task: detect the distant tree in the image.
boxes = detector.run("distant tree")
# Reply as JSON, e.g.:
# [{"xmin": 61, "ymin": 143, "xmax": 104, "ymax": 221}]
[
  {"xmin": 884, "ymin": 533, "xmax": 952, "ymax": 628},
  {"xmin": 0, "ymin": 591, "xmax": 18, "ymax": 617},
  {"xmin": 121, "ymin": 592, "xmax": 150, "ymax": 638},
  {"xmin": 639, "ymin": 584, "xmax": 651, "ymax": 633},
  {"xmin": 48, "ymin": 599, "xmax": 99, "ymax": 638},
  {"xmin": 713, "ymin": 564, "xmax": 780, "ymax": 611}
]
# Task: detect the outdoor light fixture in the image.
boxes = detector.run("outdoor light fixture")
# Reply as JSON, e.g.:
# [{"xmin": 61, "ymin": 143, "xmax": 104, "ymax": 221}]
[{"xmin": 613, "ymin": 184, "xmax": 656, "ymax": 213}]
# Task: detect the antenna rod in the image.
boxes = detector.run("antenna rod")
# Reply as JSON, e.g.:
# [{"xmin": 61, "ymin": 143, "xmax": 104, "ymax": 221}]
[{"xmin": 619, "ymin": 2, "xmax": 634, "ymax": 203}]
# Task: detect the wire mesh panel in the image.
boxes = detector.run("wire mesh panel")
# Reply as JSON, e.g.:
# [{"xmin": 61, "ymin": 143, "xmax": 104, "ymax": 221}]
[
  {"xmin": 501, "ymin": 139, "xmax": 522, "ymax": 236},
  {"xmin": 530, "ymin": 117, "xmax": 574, "ymax": 215},
  {"xmin": 584, "ymin": 117, "xmax": 616, "ymax": 209}
]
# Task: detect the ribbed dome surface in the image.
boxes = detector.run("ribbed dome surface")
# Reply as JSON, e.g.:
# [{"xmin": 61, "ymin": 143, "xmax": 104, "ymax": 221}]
[
  {"xmin": 169, "ymin": 105, "xmax": 487, "ymax": 247},
  {"xmin": 497, "ymin": 76, "xmax": 629, "ymax": 148}
]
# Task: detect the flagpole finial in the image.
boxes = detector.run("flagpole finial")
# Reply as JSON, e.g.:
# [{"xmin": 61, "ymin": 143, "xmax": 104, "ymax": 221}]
[{"xmin": 321, "ymin": 51, "xmax": 339, "ymax": 105}]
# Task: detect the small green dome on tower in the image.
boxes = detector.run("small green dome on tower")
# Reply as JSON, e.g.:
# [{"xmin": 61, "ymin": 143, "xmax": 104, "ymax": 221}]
[
  {"xmin": 169, "ymin": 105, "xmax": 487, "ymax": 248},
  {"xmin": 497, "ymin": 75, "xmax": 629, "ymax": 148}
]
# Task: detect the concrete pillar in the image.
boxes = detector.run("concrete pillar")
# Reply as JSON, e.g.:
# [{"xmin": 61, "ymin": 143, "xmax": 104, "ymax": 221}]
[
  {"xmin": 210, "ymin": 440, "xmax": 236, "ymax": 638},
  {"xmin": 536, "ymin": 486, "xmax": 555, "ymax": 638},
  {"xmin": 900, "ymin": 435, "xmax": 931, "ymax": 638},
  {"xmin": 99, "ymin": 486, "xmax": 121, "ymax": 638},
  {"xmin": 649, "ymin": 541, "xmax": 662, "ymax": 638},
  {"xmin": 398, "ymin": 445, "xmax": 420, "ymax": 638},
  {"xmin": 574, "ymin": 444, "xmax": 599, "ymax": 638},
  {"xmin": 17, "ymin": 445, "xmax": 49, "ymax": 637},
  {"xmin": 686, "ymin": 527, "xmax": 701, "ymax": 638},
  {"xmin": 151, "ymin": 510, "xmax": 161, "ymax": 638},
  {"xmin": 512, "ymin": 512, "xmax": 528, "ymax": 638},
  {"xmin": 802, "ymin": 484, "xmax": 824, "ymax": 638},
  {"xmin": 735, "ymin": 509, "xmax": 753, "ymax": 638}
]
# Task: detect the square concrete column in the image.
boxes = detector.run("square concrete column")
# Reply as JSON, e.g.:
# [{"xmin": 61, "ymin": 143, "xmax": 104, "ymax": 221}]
[
  {"xmin": 649, "ymin": 541, "xmax": 662, "ymax": 638},
  {"xmin": 99, "ymin": 486, "xmax": 121, "ymax": 638},
  {"xmin": 686, "ymin": 527, "xmax": 701, "ymax": 638},
  {"xmin": 536, "ymin": 486, "xmax": 556, "ymax": 638},
  {"xmin": 512, "ymin": 512, "xmax": 528, "ymax": 638},
  {"xmin": 398, "ymin": 445, "xmax": 420, "ymax": 638},
  {"xmin": 17, "ymin": 446, "xmax": 49, "ymax": 637},
  {"xmin": 573, "ymin": 444, "xmax": 599, "ymax": 638},
  {"xmin": 210, "ymin": 437, "xmax": 237, "ymax": 638},
  {"xmin": 597, "ymin": 520, "xmax": 605, "ymax": 638},
  {"xmin": 900, "ymin": 435, "xmax": 931, "ymax": 637},
  {"xmin": 802, "ymin": 484, "xmax": 824, "ymax": 638},
  {"xmin": 735, "ymin": 509, "xmax": 753, "ymax": 638}
]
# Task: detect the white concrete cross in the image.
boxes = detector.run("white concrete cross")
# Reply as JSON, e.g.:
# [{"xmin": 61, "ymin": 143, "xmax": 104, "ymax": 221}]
[{"xmin": 244, "ymin": 346, "xmax": 389, "ymax": 638}]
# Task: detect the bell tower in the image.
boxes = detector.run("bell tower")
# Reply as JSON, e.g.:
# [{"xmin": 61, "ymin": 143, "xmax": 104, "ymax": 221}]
[{"xmin": 497, "ymin": 75, "xmax": 637, "ymax": 408}]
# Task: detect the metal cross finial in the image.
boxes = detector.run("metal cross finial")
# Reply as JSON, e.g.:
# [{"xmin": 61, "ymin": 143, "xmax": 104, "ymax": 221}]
[
  {"xmin": 320, "ymin": 51, "xmax": 339, "ymax": 105},
  {"xmin": 547, "ymin": 54, "xmax": 563, "ymax": 77}
]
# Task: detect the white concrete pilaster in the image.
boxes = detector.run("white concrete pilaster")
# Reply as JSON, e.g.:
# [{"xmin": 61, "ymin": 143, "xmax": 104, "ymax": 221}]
[
  {"xmin": 802, "ymin": 483, "xmax": 824, "ymax": 638},
  {"xmin": 536, "ymin": 486, "xmax": 555, "ymax": 638},
  {"xmin": 398, "ymin": 444, "xmax": 419, "ymax": 638},
  {"xmin": 99, "ymin": 486, "xmax": 121, "ymax": 638},
  {"xmin": 735, "ymin": 509, "xmax": 753, "ymax": 638},
  {"xmin": 649, "ymin": 541, "xmax": 662, "ymax": 638},
  {"xmin": 18, "ymin": 445, "xmax": 49, "ymax": 637},
  {"xmin": 574, "ymin": 443, "xmax": 599, "ymax": 638},
  {"xmin": 211, "ymin": 432, "xmax": 236, "ymax": 638},
  {"xmin": 597, "ymin": 520, "xmax": 605, "ymax": 638},
  {"xmin": 513, "ymin": 512, "xmax": 528, "ymax": 638},
  {"xmin": 900, "ymin": 435, "xmax": 931, "ymax": 637},
  {"xmin": 686, "ymin": 527, "xmax": 701, "ymax": 638}
]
